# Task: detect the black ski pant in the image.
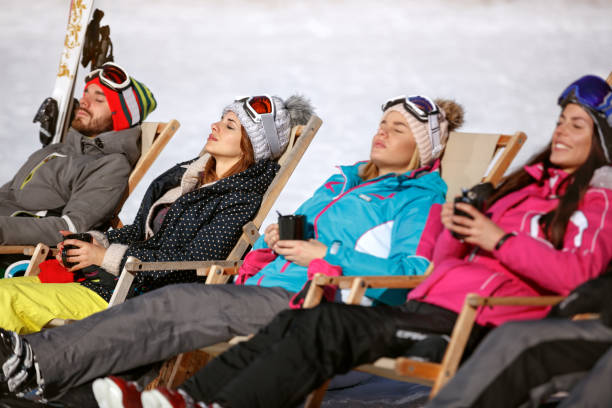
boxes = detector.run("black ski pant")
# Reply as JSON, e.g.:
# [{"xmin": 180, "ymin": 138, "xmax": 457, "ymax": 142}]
[
  {"xmin": 426, "ymin": 318, "xmax": 612, "ymax": 408},
  {"xmin": 182, "ymin": 300, "xmax": 488, "ymax": 408}
]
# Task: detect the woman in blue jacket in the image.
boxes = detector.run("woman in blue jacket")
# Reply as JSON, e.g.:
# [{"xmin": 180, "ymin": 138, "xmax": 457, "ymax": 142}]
[{"xmin": 0, "ymin": 95, "xmax": 464, "ymax": 404}]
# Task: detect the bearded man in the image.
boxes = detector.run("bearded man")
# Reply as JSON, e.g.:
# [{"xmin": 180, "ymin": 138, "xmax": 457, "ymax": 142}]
[{"xmin": 0, "ymin": 62, "xmax": 156, "ymax": 250}]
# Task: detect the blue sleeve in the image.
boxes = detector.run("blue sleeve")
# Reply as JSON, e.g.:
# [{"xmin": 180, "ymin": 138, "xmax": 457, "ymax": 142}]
[
  {"xmin": 255, "ymin": 173, "xmax": 341, "ymax": 249},
  {"xmin": 253, "ymin": 233, "xmax": 268, "ymax": 250},
  {"xmin": 323, "ymin": 193, "xmax": 443, "ymax": 305}
]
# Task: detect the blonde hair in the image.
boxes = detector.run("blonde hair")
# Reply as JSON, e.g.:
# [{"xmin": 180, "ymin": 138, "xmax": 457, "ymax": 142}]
[{"xmin": 361, "ymin": 148, "xmax": 420, "ymax": 181}]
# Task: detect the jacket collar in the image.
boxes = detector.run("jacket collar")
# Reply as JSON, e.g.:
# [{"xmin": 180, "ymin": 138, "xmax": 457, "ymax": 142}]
[
  {"xmin": 65, "ymin": 126, "xmax": 142, "ymax": 167},
  {"xmin": 524, "ymin": 163, "xmax": 572, "ymax": 197},
  {"xmin": 181, "ymin": 158, "xmax": 279, "ymax": 197},
  {"xmin": 338, "ymin": 159, "xmax": 446, "ymax": 196}
]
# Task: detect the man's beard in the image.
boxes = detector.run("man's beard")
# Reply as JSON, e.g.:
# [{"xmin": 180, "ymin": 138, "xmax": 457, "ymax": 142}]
[{"xmin": 71, "ymin": 110, "xmax": 113, "ymax": 137}]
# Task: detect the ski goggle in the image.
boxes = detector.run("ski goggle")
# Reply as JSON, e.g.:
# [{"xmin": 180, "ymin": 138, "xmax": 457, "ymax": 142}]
[
  {"xmin": 558, "ymin": 75, "xmax": 612, "ymax": 162},
  {"xmin": 382, "ymin": 95, "xmax": 440, "ymax": 123},
  {"xmin": 238, "ymin": 95, "xmax": 276, "ymax": 122},
  {"xmin": 382, "ymin": 95, "xmax": 444, "ymax": 158},
  {"xmin": 235, "ymin": 95, "xmax": 282, "ymax": 159},
  {"xmin": 85, "ymin": 62, "xmax": 131, "ymax": 91}
]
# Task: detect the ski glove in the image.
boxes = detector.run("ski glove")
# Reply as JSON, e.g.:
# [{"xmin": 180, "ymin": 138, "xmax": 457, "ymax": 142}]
[{"xmin": 547, "ymin": 272, "xmax": 612, "ymax": 327}]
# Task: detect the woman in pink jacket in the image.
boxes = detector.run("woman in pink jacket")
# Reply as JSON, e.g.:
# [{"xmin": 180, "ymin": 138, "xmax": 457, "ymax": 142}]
[{"xmin": 100, "ymin": 75, "xmax": 612, "ymax": 408}]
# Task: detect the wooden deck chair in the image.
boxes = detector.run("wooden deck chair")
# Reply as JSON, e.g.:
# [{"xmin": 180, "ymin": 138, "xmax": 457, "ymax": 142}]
[
  {"xmin": 101, "ymin": 115, "xmax": 322, "ymax": 389},
  {"xmin": 296, "ymin": 129, "xmax": 527, "ymax": 407},
  {"xmin": 22, "ymin": 114, "xmax": 320, "ymax": 328},
  {"xmin": 336, "ymin": 290, "xmax": 593, "ymax": 405},
  {"xmin": 303, "ymin": 71, "xmax": 612, "ymax": 405},
  {"xmin": 302, "ymin": 129, "xmax": 527, "ymax": 309},
  {"xmin": 170, "ymin": 129, "xmax": 527, "ymax": 394},
  {"xmin": 106, "ymin": 114, "xmax": 322, "ymax": 306},
  {"xmin": 0, "ymin": 120, "xmax": 179, "ymax": 266},
  {"xmin": 320, "ymin": 289, "xmax": 563, "ymax": 402},
  {"xmin": 111, "ymin": 120, "xmax": 180, "ymax": 229}
]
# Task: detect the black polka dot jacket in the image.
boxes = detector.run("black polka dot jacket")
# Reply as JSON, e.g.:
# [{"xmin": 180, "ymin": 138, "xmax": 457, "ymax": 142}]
[{"xmin": 80, "ymin": 157, "xmax": 279, "ymax": 301}]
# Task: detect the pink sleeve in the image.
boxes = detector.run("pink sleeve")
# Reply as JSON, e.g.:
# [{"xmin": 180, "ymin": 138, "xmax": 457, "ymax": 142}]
[
  {"xmin": 494, "ymin": 188, "xmax": 612, "ymax": 294},
  {"xmin": 432, "ymin": 228, "xmax": 470, "ymax": 266}
]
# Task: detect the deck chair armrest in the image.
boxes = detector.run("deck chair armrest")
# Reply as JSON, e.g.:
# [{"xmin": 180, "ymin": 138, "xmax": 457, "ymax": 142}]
[
  {"xmin": 124, "ymin": 259, "xmax": 242, "ymax": 275},
  {"xmin": 0, "ymin": 245, "xmax": 36, "ymax": 255},
  {"xmin": 303, "ymin": 274, "xmax": 428, "ymax": 308},
  {"xmin": 466, "ymin": 295, "xmax": 564, "ymax": 308},
  {"xmin": 204, "ymin": 264, "xmax": 242, "ymax": 284},
  {"xmin": 311, "ymin": 274, "xmax": 427, "ymax": 290},
  {"xmin": 107, "ymin": 256, "xmax": 141, "ymax": 307},
  {"xmin": 109, "ymin": 259, "xmax": 243, "ymax": 307},
  {"xmin": 424, "ymin": 293, "xmax": 564, "ymax": 396},
  {"xmin": 23, "ymin": 243, "xmax": 52, "ymax": 276}
]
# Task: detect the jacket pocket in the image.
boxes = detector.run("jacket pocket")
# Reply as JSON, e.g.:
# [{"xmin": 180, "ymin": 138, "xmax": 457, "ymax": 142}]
[{"xmin": 476, "ymin": 272, "xmax": 512, "ymax": 297}]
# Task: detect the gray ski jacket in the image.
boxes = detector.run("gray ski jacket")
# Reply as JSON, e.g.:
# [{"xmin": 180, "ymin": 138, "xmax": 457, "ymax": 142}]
[{"xmin": 0, "ymin": 126, "xmax": 141, "ymax": 245}]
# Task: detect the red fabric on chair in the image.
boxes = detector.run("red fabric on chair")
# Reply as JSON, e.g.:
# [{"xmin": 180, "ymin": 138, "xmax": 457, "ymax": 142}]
[{"xmin": 37, "ymin": 259, "xmax": 75, "ymax": 283}]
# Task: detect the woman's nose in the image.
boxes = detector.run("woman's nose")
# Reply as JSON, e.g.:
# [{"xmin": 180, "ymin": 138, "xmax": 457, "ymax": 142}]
[
  {"xmin": 554, "ymin": 122, "xmax": 568, "ymax": 136},
  {"xmin": 211, "ymin": 121, "xmax": 220, "ymax": 132}
]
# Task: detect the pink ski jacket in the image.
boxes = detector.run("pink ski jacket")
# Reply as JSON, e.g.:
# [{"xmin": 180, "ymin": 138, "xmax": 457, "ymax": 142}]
[{"xmin": 408, "ymin": 163, "xmax": 612, "ymax": 327}]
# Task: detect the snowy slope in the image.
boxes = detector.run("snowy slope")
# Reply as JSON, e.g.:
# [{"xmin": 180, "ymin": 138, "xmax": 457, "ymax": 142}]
[{"xmin": 1, "ymin": 0, "xmax": 612, "ymax": 229}]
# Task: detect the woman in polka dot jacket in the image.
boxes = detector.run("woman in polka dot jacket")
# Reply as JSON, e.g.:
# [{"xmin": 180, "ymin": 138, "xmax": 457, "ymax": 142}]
[{"xmin": 0, "ymin": 94, "xmax": 314, "ymax": 334}]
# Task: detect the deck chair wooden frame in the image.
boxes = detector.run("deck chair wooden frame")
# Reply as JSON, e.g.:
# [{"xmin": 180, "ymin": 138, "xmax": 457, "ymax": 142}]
[
  {"xmin": 168, "ymin": 130, "xmax": 527, "ymax": 395},
  {"xmin": 24, "ymin": 116, "xmax": 320, "ymax": 332},
  {"xmin": 296, "ymin": 129, "xmax": 527, "ymax": 407},
  {"xmin": 23, "ymin": 115, "xmax": 321, "ymax": 325},
  {"xmin": 302, "ymin": 72, "xmax": 612, "ymax": 405},
  {"xmin": 105, "ymin": 114, "xmax": 322, "ymax": 307},
  {"xmin": 0, "ymin": 120, "xmax": 180, "ymax": 263},
  {"xmin": 319, "ymin": 288, "xmax": 563, "ymax": 400},
  {"xmin": 300, "ymin": 130, "xmax": 526, "ymax": 309},
  {"xmin": 104, "ymin": 115, "xmax": 322, "ymax": 389}
]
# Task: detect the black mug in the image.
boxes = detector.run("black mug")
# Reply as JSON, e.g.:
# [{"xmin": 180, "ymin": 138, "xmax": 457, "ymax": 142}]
[
  {"xmin": 278, "ymin": 214, "xmax": 307, "ymax": 240},
  {"xmin": 451, "ymin": 182, "xmax": 494, "ymax": 239},
  {"xmin": 61, "ymin": 232, "xmax": 93, "ymax": 269}
]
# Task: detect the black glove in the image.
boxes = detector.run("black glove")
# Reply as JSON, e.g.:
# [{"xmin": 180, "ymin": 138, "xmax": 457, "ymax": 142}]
[{"xmin": 548, "ymin": 273, "xmax": 612, "ymax": 327}]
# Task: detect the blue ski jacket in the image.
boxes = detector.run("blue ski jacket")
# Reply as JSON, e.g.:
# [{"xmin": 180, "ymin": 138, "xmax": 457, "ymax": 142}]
[{"xmin": 244, "ymin": 161, "xmax": 447, "ymax": 305}]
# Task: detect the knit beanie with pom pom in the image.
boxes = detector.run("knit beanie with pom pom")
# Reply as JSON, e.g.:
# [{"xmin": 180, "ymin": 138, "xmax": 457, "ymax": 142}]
[
  {"xmin": 383, "ymin": 96, "xmax": 464, "ymax": 166},
  {"xmin": 223, "ymin": 95, "xmax": 315, "ymax": 161}
]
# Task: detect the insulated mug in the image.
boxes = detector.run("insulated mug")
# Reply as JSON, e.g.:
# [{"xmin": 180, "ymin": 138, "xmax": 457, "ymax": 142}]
[{"xmin": 278, "ymin": 214, "xmax": 307, "ymax": 240}]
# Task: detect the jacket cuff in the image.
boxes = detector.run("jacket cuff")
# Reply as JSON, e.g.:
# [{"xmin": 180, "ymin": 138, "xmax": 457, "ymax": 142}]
[
  {"xmin": 493, "ymin": 230, "xmax": 523, "ymax": 261},
  {"xmin": 101, "ymin": 243, "xmax": 129, "ymax": 276},
  {"xmin": 323, "ymin": 240, "xmax": 344, "ymax": 266},
  {"xmin": 88, "ymin": 230, "xmax": 109, "ymax": 248}
]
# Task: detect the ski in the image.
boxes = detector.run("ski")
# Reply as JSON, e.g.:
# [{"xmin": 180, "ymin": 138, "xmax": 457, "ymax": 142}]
[{"xmin": 34, "ymin": 0, "xmax": 96, "ymax": 146}]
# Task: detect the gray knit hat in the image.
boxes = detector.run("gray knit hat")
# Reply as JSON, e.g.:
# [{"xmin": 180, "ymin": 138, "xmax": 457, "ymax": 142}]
[{"xmin": 223, "ymin": 95, "xmax": 314, "ymax": 161}]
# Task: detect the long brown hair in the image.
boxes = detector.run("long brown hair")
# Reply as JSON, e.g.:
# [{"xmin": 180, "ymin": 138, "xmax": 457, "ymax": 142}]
[
  {"xmin": 487, "ymin": 122, "xmax": 607, "ymax": 248},
  {"xmin": 201, "ymin": 127, "xmax": 255, "ymax": 184}
]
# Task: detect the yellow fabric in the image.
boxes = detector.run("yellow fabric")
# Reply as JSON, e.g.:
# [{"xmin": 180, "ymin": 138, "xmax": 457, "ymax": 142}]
[{"xmin": 0, "ymin": 276, "xmax": 108, "ymax": 334}]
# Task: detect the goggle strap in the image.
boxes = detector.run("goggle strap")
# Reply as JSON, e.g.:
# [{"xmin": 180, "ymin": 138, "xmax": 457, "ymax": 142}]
[
  {"xmin": 122, "ymin": 87, "xmax": 140, "ymax": 126},
  {"xmin": 429, "ymin": 113, "xmax": 443, "ymax": 157},
  {"xmin": 582, "ymin": 109, "xmax": 612, "ymax": 163},
  {"xmin": 261, "ymin": 113, "xmax": 281, "ymax": 158},
  {"xmin": 596, "ymin": 121, "xmax": 611, "ymax": 163}
]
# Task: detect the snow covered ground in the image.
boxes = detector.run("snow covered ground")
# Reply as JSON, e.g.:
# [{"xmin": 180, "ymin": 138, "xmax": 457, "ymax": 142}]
[{"xmin": 1, "ymin": 0, "xmax": 612, "ymax": 228}]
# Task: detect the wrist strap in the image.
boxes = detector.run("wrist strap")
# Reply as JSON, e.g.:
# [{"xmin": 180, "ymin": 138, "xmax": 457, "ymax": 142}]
[{"xmin": 495, "ymin": 232, "xmax": 516, "ymax": 251}]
